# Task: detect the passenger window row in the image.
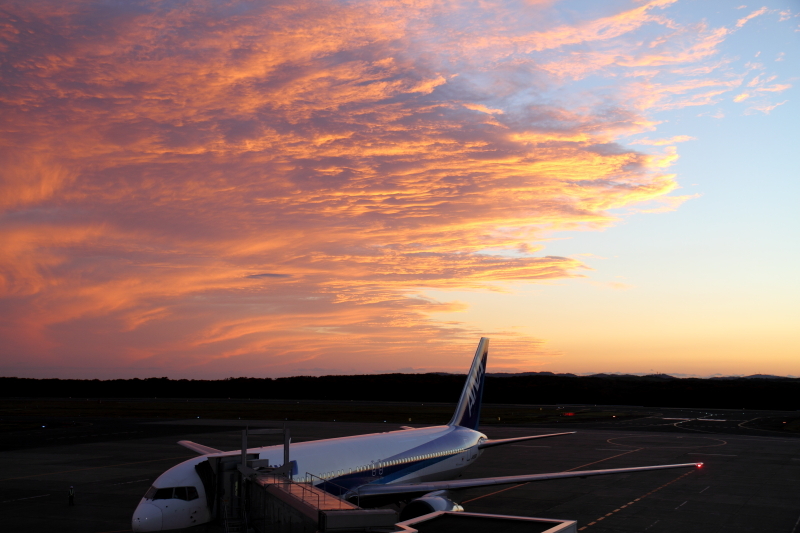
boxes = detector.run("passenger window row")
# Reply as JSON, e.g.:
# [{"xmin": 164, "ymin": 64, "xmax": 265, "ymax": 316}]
[
  {"xmin": 144, "ymin": 485, "xmax": 199, "ymax": 501},
  {"xmin": 306, "ymin": 447, "xmax": 467, "ymax": 481}
]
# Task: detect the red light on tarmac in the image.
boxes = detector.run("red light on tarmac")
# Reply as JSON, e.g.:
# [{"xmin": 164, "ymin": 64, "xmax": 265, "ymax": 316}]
[{"xmin": 697, "ymin": 463, "xmax": 704, "ymax": 468}]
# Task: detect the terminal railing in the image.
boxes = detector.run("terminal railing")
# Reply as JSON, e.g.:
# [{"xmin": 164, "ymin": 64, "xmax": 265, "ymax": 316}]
[
  {"xmin": 268, "ymin": 475, "xmax": 321, "ymax": 510},
  {"xmin": 262, "ymin": 471, "xmax": 360, "ymax": 510},
  {"xmin": 304, "ymin": 472, "xmax": 360, "ymax": 509}
]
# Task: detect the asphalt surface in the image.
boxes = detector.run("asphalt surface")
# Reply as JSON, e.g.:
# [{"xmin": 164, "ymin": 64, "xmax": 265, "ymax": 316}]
[{"xmin": 1, "ymin": 406, "xmax": 799, "ymax": 533}]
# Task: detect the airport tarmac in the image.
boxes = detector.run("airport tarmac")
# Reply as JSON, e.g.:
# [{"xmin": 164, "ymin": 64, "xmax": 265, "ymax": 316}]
[{"xmin": 1, "ymin": 410, "xmax": 799, "ymax": 533}]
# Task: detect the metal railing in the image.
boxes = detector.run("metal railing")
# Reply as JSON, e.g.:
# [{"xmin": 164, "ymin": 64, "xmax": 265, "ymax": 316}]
[
  {"xmin": 305, "ymin": 472, "xmax": 360, "ymax": 509},
  {"xmin": 268, "ymin": 474, "xmax": 322, "ymax": 510},
  {"xmin": 265, "ymin": 472, "xmax": 359, "ymax": 510}
]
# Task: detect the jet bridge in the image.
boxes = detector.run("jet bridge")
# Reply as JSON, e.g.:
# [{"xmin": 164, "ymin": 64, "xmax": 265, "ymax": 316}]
[
  {"xmin": 196, "ymin": 427, "xmax": 397, "ymax": 532},
  {"xmin": 395, "ymin": 511, "xmax": 576, "ymax": 533},
  {"xmin": 192, "ymin": 427, "xmax": 293, "ymax": 529},
  {"xmin": 248, "ymin": 474, "xmax": 397, "ymax": 533}
]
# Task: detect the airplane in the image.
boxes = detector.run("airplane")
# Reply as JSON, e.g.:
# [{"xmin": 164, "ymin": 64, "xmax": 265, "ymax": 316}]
[{"xmin": 132, "ymin": 338, "xmax": 701, "ymax": 531}]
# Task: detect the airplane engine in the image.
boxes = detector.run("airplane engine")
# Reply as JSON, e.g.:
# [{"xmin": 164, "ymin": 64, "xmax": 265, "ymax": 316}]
[{"xmin": 399, "ymin": 491, "xmax": 464, "ymax": 521}]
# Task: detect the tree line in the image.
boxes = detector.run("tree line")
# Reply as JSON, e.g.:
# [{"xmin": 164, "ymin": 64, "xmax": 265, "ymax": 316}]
[{"xmin": 1, "ymin": 373, "xmax": 798, "ymax": 410}]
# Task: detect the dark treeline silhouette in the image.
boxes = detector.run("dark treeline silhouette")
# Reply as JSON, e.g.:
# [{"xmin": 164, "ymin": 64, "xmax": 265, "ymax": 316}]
[{"xmin": 1, "ymin": 374, "xmax": 799, "ymax": 410}]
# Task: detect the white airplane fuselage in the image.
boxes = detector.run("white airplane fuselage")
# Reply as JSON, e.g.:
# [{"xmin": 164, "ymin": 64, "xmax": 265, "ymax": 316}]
[
  {"xmin": 132, "ymin": 425, "xmax": 486, "ymax": 531},
  {"xmin": 131, "ymin": 338, "xmax": 700, "ymax": 532}
]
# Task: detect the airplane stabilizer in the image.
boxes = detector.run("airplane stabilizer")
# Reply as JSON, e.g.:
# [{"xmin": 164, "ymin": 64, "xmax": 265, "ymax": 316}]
[{"xmin": 178, "ymin": 440, "xmax": 222, "ymax": 455}]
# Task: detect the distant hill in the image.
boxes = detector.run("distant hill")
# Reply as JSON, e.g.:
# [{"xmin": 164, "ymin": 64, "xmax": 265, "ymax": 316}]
[
  {"xmin": 487, "ymin": 372, "xmax": 577, "ymax": 378},
  {"xmin": 1, "ymin": 373, "xmax": 799, "ymax": 410},
  {"xmin": 587, "ymin": 373, "xmax": 678, "ymax": 380}
]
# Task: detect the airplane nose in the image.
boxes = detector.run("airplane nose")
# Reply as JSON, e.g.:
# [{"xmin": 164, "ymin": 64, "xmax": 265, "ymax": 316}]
[{"xmin": 132, "ymin": 502, "xmax": 162, "ymax": 532}]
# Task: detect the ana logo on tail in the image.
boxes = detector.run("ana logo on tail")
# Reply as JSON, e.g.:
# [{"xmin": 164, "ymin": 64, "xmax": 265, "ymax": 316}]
[
  {"xmin": 466, "ymin": 355, "xmax": 485, "ymax": 417},
  {"xmin": 449, "ymin": 338, "xmax": 489, "ymax": 430}
]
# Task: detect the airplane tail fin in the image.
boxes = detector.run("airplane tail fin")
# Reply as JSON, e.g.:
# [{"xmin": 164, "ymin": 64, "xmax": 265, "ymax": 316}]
[{"xmin": 448, "ymin": 337, "xmax": 489, "ymax": 430}]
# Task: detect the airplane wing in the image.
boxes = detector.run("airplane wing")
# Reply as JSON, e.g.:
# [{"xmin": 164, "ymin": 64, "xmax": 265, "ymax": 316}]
[
  {"xmin": 478, "ymin": 431, "xmax": 575, "ymax": 449},
  {"xmin": 353, "ymin": 462, "xmax": 702, "ymax": 500},
  {"xmin": 178, "ymin": 440, "xmax": 222, "ymax": 455}
]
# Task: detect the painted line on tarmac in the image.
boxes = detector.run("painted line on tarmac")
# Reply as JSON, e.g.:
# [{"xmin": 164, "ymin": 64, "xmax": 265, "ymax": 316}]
[
  {"xmin": 577, "ymin": 469, "xmax": 696, "ymax": 531},
  {"xmin": 0, "ymin": 456, "xmax": 194, "ymax": 482},
  {"xmin": 791, "ymin": 512, "xmax": 800, "ymax": 533},
  {"xmin": 566, "ymin": 448, "xmax": 643, "ymax": 471},
  {"xmin": 462, "ymin": 448, "xmax": 643, "ymax": 504},
  {"xmin": 2, "ymin": 494, "xmax": 50, "ymax": 503}
]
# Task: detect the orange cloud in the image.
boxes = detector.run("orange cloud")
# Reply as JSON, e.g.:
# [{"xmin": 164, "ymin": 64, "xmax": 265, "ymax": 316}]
[
  {"xmin": 734, "ymin": 72, "xmax": 791, "ymax": 108},
  {"xmin": 0, "ymin": 0, "xmax": 750, "ymax": 377},
  {"xmin": 0, "ymin": 154, "xmax": 75, "ymax": 209},
  {"xmin": 633, "ymin": 135, "xmax": 696, "ymax": 146},
  {"xmin": 736, "ymin": 7, "xmax": 768, "ymax": 28},
  {"xmin": 622, "ymin": 77, "xmax": 742, "ymax": 111},
  {"xmin": 747, "ymin": 100, "xmax": 787, "ymax": 114},
  {"xmin": 513, "ymin": 0, "xmax": 679, "ymax": 53}
]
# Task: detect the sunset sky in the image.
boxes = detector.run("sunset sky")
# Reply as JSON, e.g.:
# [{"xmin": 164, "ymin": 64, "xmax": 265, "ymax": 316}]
[{"xmin": 1, "ymin": 0, "xmax": 797, "ymax": 379}]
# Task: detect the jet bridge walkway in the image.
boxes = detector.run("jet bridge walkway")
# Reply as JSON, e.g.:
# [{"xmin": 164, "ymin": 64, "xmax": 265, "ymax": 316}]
[
  {"xmin": 394, "ymin": 511, "xmax": 576, "ymax": 533},
  {"xmin": 257, "ymin": 474, "xmax": 358, "ymax": 513},
  {"xmin": 207, "ymin": 426, "xmax": 394, "ymax": 532},
  {"xmin": 247, "ymin": 473, "xmax": 397, "ymax": 533},
  {"xmin": 245, "ymin": 473, "xmax": 577, "ymax": 533}
]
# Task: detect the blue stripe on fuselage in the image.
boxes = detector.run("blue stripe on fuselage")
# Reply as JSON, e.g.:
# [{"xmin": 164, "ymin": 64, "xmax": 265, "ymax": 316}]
[
  {"xmin": 315, "ymin": 452, "xmax": 452, "ymax": 496},
  {"xmin": 313, "ymin": 428, "xmax": 481, "ymax": 496}
]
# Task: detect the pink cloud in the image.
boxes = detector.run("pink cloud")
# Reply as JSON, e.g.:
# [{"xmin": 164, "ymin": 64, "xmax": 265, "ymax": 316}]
[
  {"xmin": 736, "ymin": 6, "xmax": 769, "ymax": 28},
  {"xmin": 747, "ymin": 100, "xmax": 787, "ymax": 114},
  {"xmin": 0, "ymin": 0, "xmax": 755, "ymax": 377},
  {"xmin": 632, "ymin": 135, "xmax": 696, "ymax": 146}
]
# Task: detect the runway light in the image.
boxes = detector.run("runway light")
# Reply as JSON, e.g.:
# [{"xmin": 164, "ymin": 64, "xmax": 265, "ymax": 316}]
[{"xmin": 697, "ymin": 463, "xmax": 703, "ymax": 468}]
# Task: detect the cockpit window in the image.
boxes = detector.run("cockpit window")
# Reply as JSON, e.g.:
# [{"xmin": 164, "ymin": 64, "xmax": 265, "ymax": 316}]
[
  {"xmin": 153, "ymin": 488, "xmax": 175, "ymax": 500},
  {"xmin": 145, "ymin": 486, "xmax": 200, "ymax": 501}
]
